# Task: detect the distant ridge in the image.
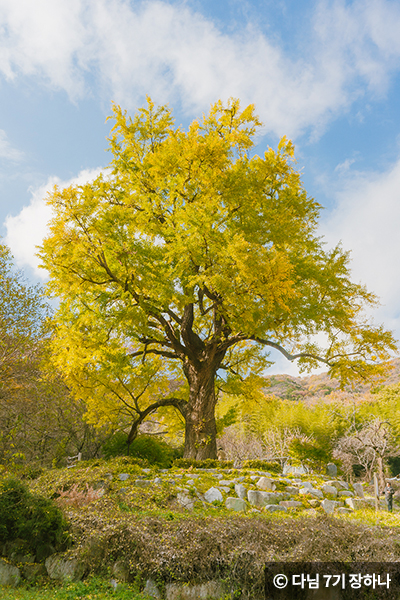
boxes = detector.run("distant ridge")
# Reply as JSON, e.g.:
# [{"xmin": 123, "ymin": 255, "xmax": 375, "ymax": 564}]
[{"xmin": 263, "ymin": 358, "xmax": 400, "ymax": 402}]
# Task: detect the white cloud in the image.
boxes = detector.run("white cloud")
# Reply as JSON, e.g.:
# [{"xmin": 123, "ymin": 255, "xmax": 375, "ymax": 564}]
[
  {"xmin": 0, "ymin": 0, "xmax": 400, "ymax": 138},
  {"xmin": 4, "ymin": 167, "xmax": 103, "ymax": 278},
  {"xmin": 320, "ymin": 156, "xmax": 400, "ymax": 339},
  {"xmin": 0, "ymin": 129, "xmax": 23, "ymax": 161}
]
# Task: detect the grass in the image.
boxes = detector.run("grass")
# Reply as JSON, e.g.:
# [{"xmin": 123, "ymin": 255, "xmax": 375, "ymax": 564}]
[{"xmin": 0, "ymin": 576, "xmax": 148, "ymax": 600}]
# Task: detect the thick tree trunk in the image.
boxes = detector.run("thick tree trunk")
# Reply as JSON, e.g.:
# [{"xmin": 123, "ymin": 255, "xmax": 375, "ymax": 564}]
[{"xmin": 183, "ymin": 361, "xmax": 219, "ymax": 459}]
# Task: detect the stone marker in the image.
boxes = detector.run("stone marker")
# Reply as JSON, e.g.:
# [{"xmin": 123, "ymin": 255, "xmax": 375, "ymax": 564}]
[
  {"xmin": 235, "ymin": 483, "xmax": 247, "ymax": 499},
  {"xmin": 257, "ymin": 477, "xmax": 276, "ymax": 491},
  {"xmin": 144, "ymin": 578, "xmax": 162, "ymax": 599},
  {"xmin": 45, "ymin": 554, "xmax": 84, "ymax": 582},
  {"xmin": 322, "ymin": 484, "xmax": 338, "ymax": 497},
  {"xmin": 247, "ymin": 490, "xmax": 279, "ymax": 507},
  {"xmin": 285, "ymin": 486, "xmax": 300, "ymax": 495},
  {"xmin": 299, "ymin": 487, "xmax": 323, "ymax": 499},
  {"xmin": 165, "ymin": 580, "xmax": 225, "ymax": 600},
  {"xmin": 345, "ymin": 497, "xmax": 367, "ymax": 510},
  {"xmin": 264, "ymin": 504, "xmax": 287, "ymax": 513},
  {"xmin": 301, "ymin": 481, "xmax": 313, "ymax": 489},
  {"xmin": 326, "ymin": 463, "xmax": 338, "ymax": 477},
  {"xmin": 204, "ymin": 487, "xmax": 223, "ymax": 503},
  {"xmin": 177, "ymin": 493, "xmax": 195, "ymax": 510},
  {"xmin": 225, "ymin": 497, "xmax": 247, "ymax": 512},
  {"xmin": 321, "ymin": 499, "xmax": 337, "ymax": 514},
  {"xmin": 353, "ymin": 482, "xmax": 365, "ymax": 498},
  {"xmin": 279, "ymin": 500, "xmax": 302, "ymax": 508},
  {"xmin": 0, "ymin": 558, "xmax": 20, "ymax": 587},
  {"xmin": 134, "ymin": 479, "xmax": 151, "ymax": 487}
]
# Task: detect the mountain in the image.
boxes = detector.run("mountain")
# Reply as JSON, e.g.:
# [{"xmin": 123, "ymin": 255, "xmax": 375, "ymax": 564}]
[{"xmin": 263, "ymin": 358, "xmax": 400, "ymax": 402}]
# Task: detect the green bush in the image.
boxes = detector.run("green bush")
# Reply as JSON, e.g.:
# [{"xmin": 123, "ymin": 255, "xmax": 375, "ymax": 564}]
[
  {"xmin": 242, "ymin": 460, "xmax": 281, "ymax": 473},
  {"xmin": 289, "ymin": 439, "xmax": 332, "ymax": 472},
  {"xmin": 102, "ymin": 433, "xmax": 183, "ymax": 468},
  {"xmin": 0, "ymin": 477, "xmax": 69, "ymax": 556},
  {"xmin": 173, "ymin": 458, "xmax": 233, "ymax": 469}
]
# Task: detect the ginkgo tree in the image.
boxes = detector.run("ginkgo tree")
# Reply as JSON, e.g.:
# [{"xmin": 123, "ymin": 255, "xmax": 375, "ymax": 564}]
[{"xmin": 39, "ymin": 98, "xmax": 397, "ymax": 459}]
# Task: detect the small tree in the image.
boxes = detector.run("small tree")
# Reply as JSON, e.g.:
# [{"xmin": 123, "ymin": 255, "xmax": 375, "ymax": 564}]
[
  {"xmin": 334, "ymin": 418, "xmax": 397, "ymax": 486},
  {"xmin": 39, "ymin": 98, "xmax": 397, "ymax": 459}
]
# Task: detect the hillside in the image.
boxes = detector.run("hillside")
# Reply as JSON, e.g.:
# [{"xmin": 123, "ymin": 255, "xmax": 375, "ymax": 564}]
[
  {"xmin": 2, "ymin": 458, "xmax": 400, "ymax": 599},
  {"xmin": 263, "ymin": 358, "xmax": 400, "ymax": 402}
]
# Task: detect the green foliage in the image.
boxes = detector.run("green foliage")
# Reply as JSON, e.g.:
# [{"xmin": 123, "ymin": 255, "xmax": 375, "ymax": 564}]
[
  {"xmin": 0, "ymin": 576, "xmax": 146, "ymax": 600},
  {"xmin": 0, "ymin": 477, "xmax": 68, "ymax": 555},
  {"xmin": 102, "ymin": 433, "xmax": 183, "ymax": 467},
  {"xmin": 241, "ymin": 460, "xmax": 281, "ymax": 473},
  {"xmin": 288, "ymin": 439, "xmax": 332, "ymax": 471},
  {"xmin": 173, "ymin": 458, "xmax": 234, "ymax": 469}
]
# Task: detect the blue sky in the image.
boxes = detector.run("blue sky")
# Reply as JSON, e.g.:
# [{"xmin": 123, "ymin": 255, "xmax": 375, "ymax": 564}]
[{"xmin": 1, "ymin": 0, "xmax": 400, "ymax": 375}]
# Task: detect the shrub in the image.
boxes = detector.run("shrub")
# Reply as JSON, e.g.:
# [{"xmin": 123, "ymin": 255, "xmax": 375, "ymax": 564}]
[
  {"xmin": 242, "ymin": 460, "xmax": 281, "ymax": 473},
  {"xmin": 102, "ymin": 433, "xmax": 183, "ymax": 467},
  {"xmin": 0, "ymin": 477, "xmax": 69, "ymax": 555},
  {"xmin": 173, "ymin": 458, "xmax": 234, "ymax": 469}
]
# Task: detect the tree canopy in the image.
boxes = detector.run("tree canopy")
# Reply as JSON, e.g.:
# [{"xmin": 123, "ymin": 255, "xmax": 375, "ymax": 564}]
[{"xmin": 39, "ymin": 98, "xmax": 397, "ymax": 458}]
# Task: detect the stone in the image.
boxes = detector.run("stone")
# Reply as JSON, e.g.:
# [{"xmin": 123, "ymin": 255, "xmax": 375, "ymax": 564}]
[
  {"xmin": 285, "ymin": 486, "xmax": 300, "ymax": 495},
  {"xmin": 326, "ymin": 463, "xmax": 338, "ymax": 477},
  {"xmin": 301, "ymin": 481, "xmax": 313, "ymax": 489},
  {"xmin": 112, "ymin": 560, "xmax": 130, "ymax": 582},
  {"xmin": 177, "ymin": 493, "xmax": 194, "ymax": 510},
  {"xmin": 93, "ymin": 479, "xmax": 110, "ymax": 491},
  {"xmin": 45, "ymin": 554, "xmax": 85, "ymax": 582},
  {"xmin": 204, "ymin": 487, "xmax": 223, "ymax": 503},
  {"xmin": 134, "ymin": 479, "xmax": 151, "ymax": 487},
  {"xmin": 225, "ymin": 497, "xmax": 247, "ymax": 512},
  {"xmin": 247, "ymin": 490, "xmax": 279, "ymax": 507},
  {"xmin": 345, "ymin": 498, "xmax": 368, "ymax": 510},
  {"xmin": 142, "ymin": 468, "xmax": 151, "ymax": 473},
  {"xmin": 235, "ymin": 483, "xmax": 247, "ymax": 499},
  {"xmin": 144, "ymin": 578, "xmax": 162, "ymax": 599},
  {"xmin": 256, "ymin": 477, "xmax": 276, "ymax": 491},
  {"xmin": 250, "ymin": 475, "xmax": 259, "ymax": 480},
  {"xmin": 299, "ymin": 487, "xmax": 323, "ymax": 499},
  {"xmin": 353, "ymin": 482, "xmax": 365, "ymax": 498},
  {"xmin": 309, "ymin": 499, "xmax": 320, "ymax": 507},
  {"xmin": 0, "ymin": 558, "xmax": 20, "ymax": 587},
  {"xmin": 218, "ymin": 486, "xmax": 230, "ymax": 493},
  {"xmin": 216, "ymin": 474, "xmax": 223, "ymax": 479},
  {"xmin": 118, "ymin": 473, "xmax": 130, "ymax": 481},
  {"xmin": 321, "ymin": 499, "xmax": 337, "ymax": 514},
  {"xmin": 279, "ymin": 500, "xmax": 302, "ymax": 508},
  {"xmin": 20, "ymin": 563, "xmax": 47, "ymax": 582},
  {"xmin": 218, "ymin": 480, "xmax": 232, "ymax": 486},
  {"xmin": 283, "ymin": 464, "xmax": 308, "ymax": 475},
  {"xmin": 154, "ymin": 477, "xmax": 162, "ymax": 484},
  {"xmin": 336, "ymin": 507, "xmax": 352, "ymax": 514},
  {"xmin": 186, "ymin": 479, "xmax": 195, "ymax": 486},
  {"xmin": 338, "ymin": 490, "xmax": 354, "ymax": 498},
  {"xmin": 322, "ymin": 484, "xmax": 338, "ymax": 497},
  {"xmin": 337, "ymin": 480, "xmax": 349, "ymax": 490},
  {"xmin": 264, "ymin": 504, "xmax": 287, "ymax": 513},
  {"xmin": 165, "ymin": 580, "xmax": 225, "ymax": 599}
]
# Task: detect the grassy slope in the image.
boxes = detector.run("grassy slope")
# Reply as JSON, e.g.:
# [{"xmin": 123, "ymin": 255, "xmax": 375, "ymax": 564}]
[{"xmin": 2, "ymin": 458, "xmax": 400, "ymax": 598}]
